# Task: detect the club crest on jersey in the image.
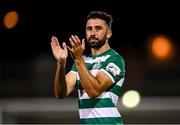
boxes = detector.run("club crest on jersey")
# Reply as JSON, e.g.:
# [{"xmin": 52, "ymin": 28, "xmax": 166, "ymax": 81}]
[
  {"xmin": 106, "ymin": 63, "xmax": 120, "ymax": 76},
  {"xmin": 92, "ymin": 61, "xmax": 101, "ymax": 69}
]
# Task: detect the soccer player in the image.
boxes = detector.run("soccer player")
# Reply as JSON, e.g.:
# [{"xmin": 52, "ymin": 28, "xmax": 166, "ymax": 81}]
[{"xmin": 50, "ymin": 10, "xmax": 125, "ymax": 124}]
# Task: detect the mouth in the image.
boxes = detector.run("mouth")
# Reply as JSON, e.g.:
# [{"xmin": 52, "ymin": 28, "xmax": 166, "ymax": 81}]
[{"xmin": 89, "ymin": 38, "xmax": 98, "ymax": 42}]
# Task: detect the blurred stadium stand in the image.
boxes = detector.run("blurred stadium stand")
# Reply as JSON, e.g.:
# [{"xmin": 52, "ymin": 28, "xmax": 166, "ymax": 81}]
[{"xmin": 0, "ymin": 97, "xmax": 180, "ymax": 124}]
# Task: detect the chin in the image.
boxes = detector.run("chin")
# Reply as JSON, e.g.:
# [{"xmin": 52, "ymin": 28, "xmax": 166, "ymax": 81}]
[{"xmin": 90, "ymin": 42, "xmax": 97, "ymax": 46}]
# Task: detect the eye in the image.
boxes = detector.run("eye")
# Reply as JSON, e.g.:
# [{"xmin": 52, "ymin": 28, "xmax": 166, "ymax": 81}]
[
  {"xmin": 95, "ymin": 26, "xmax": 102, "ymax": 30},
  {"xmin": 86, "ymin": 26, "xmax": 92, "ymax": 31}
]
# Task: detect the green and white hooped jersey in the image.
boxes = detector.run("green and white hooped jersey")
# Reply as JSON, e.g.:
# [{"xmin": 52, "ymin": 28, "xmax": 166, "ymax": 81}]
[{"xmin": 70, "ymin": 49, "xmax": 125, "ymax": 124}]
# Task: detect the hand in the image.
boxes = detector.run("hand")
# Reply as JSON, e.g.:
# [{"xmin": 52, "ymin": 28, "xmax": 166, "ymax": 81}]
[
  {"xmin": 50, "ymin": 36, "xmax": 68, "ymax": 64},
  {"xmin": 67, "ymin": 35, "xmax": 85, "ymax": 60}
]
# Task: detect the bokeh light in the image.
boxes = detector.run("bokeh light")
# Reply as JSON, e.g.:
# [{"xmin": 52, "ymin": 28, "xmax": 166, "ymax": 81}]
[
  {"xmin": 151, "ymin": 35, "xmax": 173, "ymax": 60},
  {"xmin": 3, "ymin": 11, "xmax": 19, "ymax": 29},
  {"xmin": 122, "ymin": 90, "xmax": 141, "ymax": 108}
]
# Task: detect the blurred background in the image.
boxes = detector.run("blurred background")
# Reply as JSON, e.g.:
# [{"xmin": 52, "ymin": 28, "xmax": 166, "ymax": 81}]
[{"xmin": 0, "ymin": 0, "xmax": 180, "ymax": 124}]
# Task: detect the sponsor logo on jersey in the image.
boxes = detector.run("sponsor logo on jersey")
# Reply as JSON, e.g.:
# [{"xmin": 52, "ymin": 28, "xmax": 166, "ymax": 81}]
[{"xmin": 106, "ymin": 63, "xmax": 120, "ymax": 76}]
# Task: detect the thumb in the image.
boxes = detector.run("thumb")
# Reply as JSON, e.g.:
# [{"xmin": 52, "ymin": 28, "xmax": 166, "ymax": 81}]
[
  {"xmin": 62, "ymin": 42, "xmax": 67, "ymax": 50},
  {"xmin": 82, "ymin": 39, "xmax": 85, "ymax": 50},
  {"xmin": 67, "ymin": 45, "xmax": 73, "ymax": 52}
]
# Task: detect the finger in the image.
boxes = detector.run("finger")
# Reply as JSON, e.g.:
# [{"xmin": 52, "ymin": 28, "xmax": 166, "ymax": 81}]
[
  {"xmin": 71, "ymin": 35, "xmax": 79, "ymax": 46},
  {"xmin": 82, "ymin": 39, "xmax": 85, "ymax": 50},
  {"xmin": 62, "ymin": 42, "xmax": 67, "ymax": 53},
  {"xmin": 51, "ymin": 36, "xmax": 56, "ymax": 45},
  {"xmin": 69, "ymin": 37, "xmax": 75, "ymax": 47},
  {"xmin": 51, "ymin": 36, "xmax": 61, "ymax": 49},
  {"xmin": 50, "ymin": 36, "xmax": 57, "ymax": 49},
  {"xmin": 74, "ymin": 35, "xmax": 81, "ymax": 45},
  {"xmin": 54, "ymin": 36, "xmax": 60, "ymax": 46},
  {"xmin": 51, "ymin": 36, "xmax": 55, "ymax": 45},
  {"xmin": 50, "ymin": 37, "xmax": 58, "ymax": 55}
]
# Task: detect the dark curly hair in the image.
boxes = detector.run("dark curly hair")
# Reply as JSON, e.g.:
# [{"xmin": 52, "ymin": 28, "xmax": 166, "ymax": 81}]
[{"xmin": 86, "ymin": 11, "xmax": 113, "ymax": 28}]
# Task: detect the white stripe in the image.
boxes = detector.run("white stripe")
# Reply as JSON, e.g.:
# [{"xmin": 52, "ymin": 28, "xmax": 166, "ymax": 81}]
[
  {"xmin": 75, "ymin": 69, "xmax": 100, "ymax": 81},
  {"xmin": 109, "ymin": 92, "xmax": 119, "ymax": 105},
  {"xmin": 79, "ymin": 91, "xmax": 119, "ymax": 106},
  {"xmin": 70, "ymin": 71, "xmax": 76, "ymax": 74},
  {"xmin": 70, "ymin": 71, "xmax": 79, "ymax": 81},
  {"xmin": 84, "ymin": 55, "xmax": 111, "ymax": 64},
  {"xmin": 116, "ymin": 78, "xmax": 124, "ymax": 87},
  {"xmin": 90, "ymin": 69, "xmax": 99, "ymax": 76},
  {"xmin": 76, "ymin": 72, "xmax": 80, "ymax": 80},
  {"xmin": 79, "ymin": 107, "xmax": 121, "ymax": 118},
  {"xmin": 79, "ymin": 91, "xmax": 110, "ymax": 99},
  {"xmin": 78, "ymin": 89, "xmax": 81, "ymax": 98},
  {"xmin": 100, "ymin": 69, "xmax": 115, "ymax": 83}
]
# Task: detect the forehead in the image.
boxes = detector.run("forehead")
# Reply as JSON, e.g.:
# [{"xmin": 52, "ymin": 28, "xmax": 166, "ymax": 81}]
[{"xmin": 86, "ymin": 18, "xmax": 107, "ymax": 27}]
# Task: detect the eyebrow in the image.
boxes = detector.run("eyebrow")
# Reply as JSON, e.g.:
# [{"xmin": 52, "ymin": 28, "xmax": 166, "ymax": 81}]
[{"xmin": 86, "ymin": 25, "xmax": 102, "ymax": 28}]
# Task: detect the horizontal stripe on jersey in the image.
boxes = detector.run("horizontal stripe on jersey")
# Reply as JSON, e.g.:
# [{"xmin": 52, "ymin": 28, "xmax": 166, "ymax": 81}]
[
  {"xmin": 109, "ymin": 84, "xmax": 122, "ymax": 97},
  {"xmin": 80, "ymin": 117, "xmax": 123, "ymax": 124},
  {"xmin": 79, "ymin": 98, "xmax": 115, "ymax": 109},
  {"xmin": 79, "ymin": 107, "xmax": 121, "ymax": 119}
]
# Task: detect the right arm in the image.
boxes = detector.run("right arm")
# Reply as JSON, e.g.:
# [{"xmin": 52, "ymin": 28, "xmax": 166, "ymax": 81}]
[
  {"xmin": 54, "ymin": 62, "xmax": 76, "ymax": 98},
  {"xmin": 51, "ymin": 36, "xmax": 76, "ymax": 98}
]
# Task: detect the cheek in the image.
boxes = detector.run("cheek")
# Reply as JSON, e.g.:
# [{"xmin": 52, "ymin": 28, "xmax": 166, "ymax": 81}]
[
  {"xmin": 86, "ymin": 32, "xmax": 91, "ymax": 39},
  {"xmin": 99, "ymin": 32, "xmax": 107, "ymax": 39},
  {"xmin": 86, "ymin": 31, "xmax": 89, "ymax": 36},
  {"xmin": 86, "ymin": 34, "xmax": 89, "ymax": 39}
]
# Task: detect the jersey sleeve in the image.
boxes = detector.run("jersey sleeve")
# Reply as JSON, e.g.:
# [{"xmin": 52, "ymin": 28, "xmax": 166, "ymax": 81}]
[
  {"xmin": 100, "ymin": 55, "xmax": 125, "ymax": 83},
  {"xmin": 70, "ymin": 63, "xmax": 77, "ymax": 73}
]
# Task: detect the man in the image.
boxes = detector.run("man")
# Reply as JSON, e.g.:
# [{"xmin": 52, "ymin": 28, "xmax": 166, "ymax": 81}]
[{"xmin": 50, "ymin": 11, "xmax": 125, "ymax": 124}]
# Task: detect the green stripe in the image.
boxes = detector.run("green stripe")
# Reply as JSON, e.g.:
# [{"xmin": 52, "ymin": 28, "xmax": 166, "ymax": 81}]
[
  {"xmin": 71, "ymin": 64, "xmax": 77, "ymax": 71},
  {"xmin": 77, "ymin": 80, "xmax": 83, "ymax": 89},
  {"xmin": 79, "ymin": 98, "xmax": 115, "ymax": 109},
  {"xmin": 80, "ymin": 117, "xmax": 123, "ymax": 124},
  {"xmin": 109, "ymin": 85, "xmax": 122, "ymax": 96},
  {"xmin": 85, "ymin": 63, "xmax": 93, "ymax": 70}
]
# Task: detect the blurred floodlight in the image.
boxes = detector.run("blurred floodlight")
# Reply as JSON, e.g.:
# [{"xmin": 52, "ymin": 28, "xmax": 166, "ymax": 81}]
[
  {"xmin": 151, "ymin": 35, "xmax": 173, "ymax": 60},
  {"xmin": 122, "ymin": 90, "xmax": 140, "ymax": 108},
  {"xmin": 3, "ymin": 11, "xmax": 19, "ymax": 29}
]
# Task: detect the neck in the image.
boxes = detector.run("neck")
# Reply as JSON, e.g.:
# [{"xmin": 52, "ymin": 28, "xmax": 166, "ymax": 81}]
[{"xmin": 91, "ymin": 42, "xmax": 111, "ymax": 55}]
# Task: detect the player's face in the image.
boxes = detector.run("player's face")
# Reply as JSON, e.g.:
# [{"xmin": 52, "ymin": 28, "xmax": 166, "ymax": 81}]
[{"xmin": 86, "ymin": 18, "xmax": 111, "ymax": 49}]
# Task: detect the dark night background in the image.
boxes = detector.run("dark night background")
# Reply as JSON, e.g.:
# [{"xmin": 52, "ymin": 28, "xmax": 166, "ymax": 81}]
[{"xmin": 0, "ymin": 0, "xmax": 180, "ymax": 124}]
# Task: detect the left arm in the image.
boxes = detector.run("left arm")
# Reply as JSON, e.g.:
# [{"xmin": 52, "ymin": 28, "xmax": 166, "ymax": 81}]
[
  {"xmin": 67, "ymin": 35, "xmax": 113, "ymax": 98},
  {"xmin": 75, "ymin": 58, "xmax": 113, "ymax": 98}
]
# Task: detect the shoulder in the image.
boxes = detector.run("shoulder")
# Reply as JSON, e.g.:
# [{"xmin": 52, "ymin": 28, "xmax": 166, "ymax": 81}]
[{"xmin": 108, "ymin": 49, "xmax": 125, "ymax": 63}]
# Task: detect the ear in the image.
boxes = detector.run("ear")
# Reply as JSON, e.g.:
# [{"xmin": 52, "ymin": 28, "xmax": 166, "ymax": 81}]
[{"xmin": 107, "ymin": 29, "xmax": 112, "ymax": 39}]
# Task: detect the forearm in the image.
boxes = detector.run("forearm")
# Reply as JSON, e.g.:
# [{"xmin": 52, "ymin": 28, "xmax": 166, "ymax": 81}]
[
  {"xmin": 54, "ymin": 61, "xmax": 67, "ymax": 98},
  {"xmin": 75, "ymin": 58, "xmax": 101, "ymax": 98}
]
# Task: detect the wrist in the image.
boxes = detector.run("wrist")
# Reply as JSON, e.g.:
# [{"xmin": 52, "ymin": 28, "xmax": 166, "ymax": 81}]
[
  {"xmin": 57, "ymin": 59, "xmax": 66, "ymax": 67},
  {"xmin": 74, "ymin": 57, "xmax": 84, "ymax": 65}
]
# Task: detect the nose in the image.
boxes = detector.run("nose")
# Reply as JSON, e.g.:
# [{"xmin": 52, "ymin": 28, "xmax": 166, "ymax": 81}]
[{"xmin": 90, "ymin": 28, "xmax": 97, "ymax": 36}]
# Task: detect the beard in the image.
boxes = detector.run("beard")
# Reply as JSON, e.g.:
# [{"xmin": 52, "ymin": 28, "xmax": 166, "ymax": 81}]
[{"xmin": 87, "ymin": 36, "xmax": 107, "ymax": 49}]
